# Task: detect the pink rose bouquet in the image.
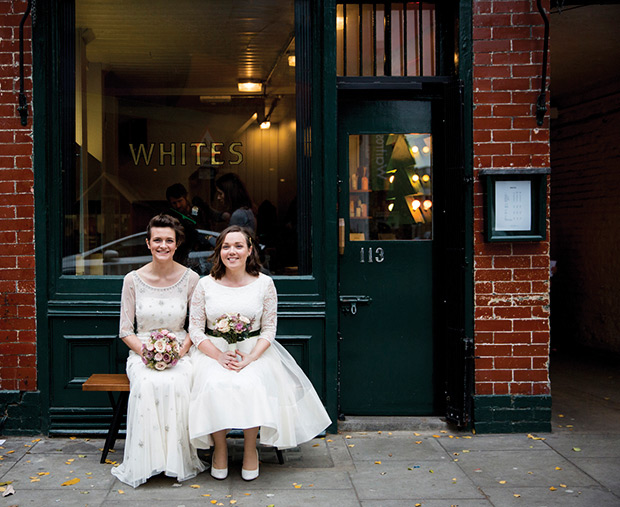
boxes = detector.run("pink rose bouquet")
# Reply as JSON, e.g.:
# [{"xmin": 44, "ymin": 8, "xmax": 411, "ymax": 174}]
[
  {"xmin": 212, "ymin": 313, "xmax": 255, "ymax": 347},
  {"xmin": 141, "ymin": 329, "xmax": 181, "ymax": 371}
]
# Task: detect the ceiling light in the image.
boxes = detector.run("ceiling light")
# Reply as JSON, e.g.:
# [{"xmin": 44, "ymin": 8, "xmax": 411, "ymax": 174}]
[
  {"xmin": 259, "ymin": 121, "xmax": 271, "ymax": 130},
  {"xmin": 288, "ymin": 55, "xmax": 296, "ymax": 67},
  {"xmin": 238, "ymin": 80, "xmax": 263, "ymax": 93}
]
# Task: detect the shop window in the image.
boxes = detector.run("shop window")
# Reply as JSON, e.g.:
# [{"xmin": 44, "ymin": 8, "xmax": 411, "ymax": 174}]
[
  {"xmin": 337, "ymin": 1, "xmax": 436, "ymax": 77},
  {"xmin": 64, "ymin": 0, "xmax": 309, "ymax": 277}
]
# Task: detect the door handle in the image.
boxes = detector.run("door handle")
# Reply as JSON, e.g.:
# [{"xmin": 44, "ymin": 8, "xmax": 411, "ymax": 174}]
[
  {"xmin": 339, "ymin": 295, "xmax": 372, "ymax": 315},
  {"xmin": 338, "ymin": 218, "xmax": 345, "ymax": 255}
]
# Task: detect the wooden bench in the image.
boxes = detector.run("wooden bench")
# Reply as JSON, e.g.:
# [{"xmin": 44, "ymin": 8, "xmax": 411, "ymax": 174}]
[
  {"xmin": 82, "ymin": 374, "xmax": 130, "ymax": 464},
  {"xmin": 83, "ymin": 373, "xmax": 285, "ymax": 465}
]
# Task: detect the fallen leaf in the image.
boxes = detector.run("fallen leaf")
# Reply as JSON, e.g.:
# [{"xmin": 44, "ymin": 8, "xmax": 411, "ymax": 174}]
[
  {"xmin": 440, "ymin": 430, "xmax": 447, "ymax": 433},
  {"xmin": 566, "ymin": 425, "xmax": 573, "ymax": 428},
  {"xmin": 230, "ymin": 501, "xmax": 237, "ymax": 505},
  {"xmin": 6, "ymin": 451, "xmax": 14, "ymax": 454},
  {"xmin": 30, "ymin": 478, "xmax": 40, "ymax": 483},
  {"xmin": 225, "ymin": 495, "xmax": 232, "ymax": 498},
  {"xmin": 560, "ymin": 484, "xmax": 567, "ymax": 488},
  {"xmin": 2, "ymin": 484, "xmax": 15, "ymax": 497},
  {"xmin": 201, "ymin": 494, "xmax": 211, "ymax": 497},
  {"xmin": 432, "ymin": 435, "xmax": 441, "ymax": 438},
  {"xmin": 415, "ymin": 503, "xmax": 421, "ymax": 506},
  {"xmin": 190, "ymin": 484, "xmax": 200, "ymax": 488},
  {"xmin": 327, "ymin": 439, "xmax": 333, "ymax": 442},
  {"xmin": 78, "ymin": 454, "xmax": 86, "ymax": 458},
  {"xmin": 499, "ymin": 480, "xmax": 507, "ymax": 484},
  {"xmin": 210, "ymin": 501, "xmax": 217, "ymax": 505},
  {"xmin": 572, "ymin": 447, "xmax": 581, "ymax": 452},
  {"xmin": 308, "ymin": 484, "xmax": 314, "ymax": 487},
  {"xmin": 0, "ymin": 488, "xmax": 4, "ymax": 493},
  {"xmin": 550, "ymin": 486, "xmax": 557, "ymax": 491},
  {"xmin": 312, "ymin": 444, "xmax": 320, "ymax": 447},
  {"xmin": 429, "ymin": 469, "xmax": 434, "ymax": 473},
  {"xmin": 374, "ymin": 461, "xmax": 381, "ymax": 464},
  {"xmin": 348, "ymin": 444, "xmax": 355, "ymax": 447},
  {"xmin": 61, "ymin": 477, "xmax": 80, "ymax": 486},
  {"xmin": 38, "ymin": 472, "xmax": 49, "ymax": 476},
  {"xmin": 24, "ymin": 444, "xmax": 31, "ymax": 447},
  {"xmin": 415, "ymin": 441, "xmax": 422, "ymax": 444},
  {"xmin": 555, "ymin": 466, "xmax": 562, "ymax": 470},
  {"xmin": 69, "ymin": 437, "xmax": 77, "ymax": 440},
  {"xmin": 345, "ymin": 435, "xmax": 352, "ymax": 439},
  {"xmin": 118, "ymin": 490, "xmax": 125, "ymax": 494},
  {"xmin": 514, "ymin": 493, "xmax": 521, "ymax": 498},
  {"xmin": 414, "ymin": 432, "xmax": 421, "ymax": 436},
  {"xmin": 294, "ymin": 484, "xmax": 302, "ymax": 489},
  {"xmin": 377, "ymin": 431, "xmax": 382, "ymax": 434},
  {"xmin": 85, "ymin": 472, "xmax": 93, "ymax": 475},
  {"xmin": 527, "ymin": 434, "xmax": 545, "ymax": 441}
]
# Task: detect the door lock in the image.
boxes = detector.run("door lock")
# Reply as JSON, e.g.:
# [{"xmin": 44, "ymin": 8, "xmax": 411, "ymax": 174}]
[{"xmin": 339, "ymin": 295, "xmax": 372, "ymax": 315}]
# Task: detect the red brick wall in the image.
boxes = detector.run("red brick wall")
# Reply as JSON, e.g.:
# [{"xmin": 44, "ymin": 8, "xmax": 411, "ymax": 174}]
[
  {"xmin": 472, "ymin": 0, "xmax": 551, "ymax": 396},
  {"xmin": 550, "ymin": 80, "xmax": 620, "ymax": 354},
  {"xmin": 0, "ymin": 0, "xmax": 36, "ymax": 391}
]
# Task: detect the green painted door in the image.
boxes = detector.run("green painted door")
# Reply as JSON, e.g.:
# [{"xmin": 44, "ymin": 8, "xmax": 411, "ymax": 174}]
[{"xmin": 338, "ymin": 99, "xmax": 435, "ymax": 416}]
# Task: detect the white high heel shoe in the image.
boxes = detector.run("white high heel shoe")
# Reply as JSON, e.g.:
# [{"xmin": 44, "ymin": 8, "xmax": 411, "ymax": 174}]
[
  {"xmin": 241, "ymin": 449, "xmax": 259, "ymax": 481},
  {"xmin": 210, "ymin": 453, "xmax": 228, "ymax": 480}
]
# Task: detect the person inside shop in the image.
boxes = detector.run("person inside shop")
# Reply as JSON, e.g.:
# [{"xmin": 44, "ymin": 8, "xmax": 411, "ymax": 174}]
[
  {"xmin": 166, "ymin": 183, "xmax": 215, "ymax": 274},
  {"xmin": 214, "ymin": 172, "xmax": 257, "ymax": 232},
  {"xmin": 188, "ymin": 225, "xmax": 331, "ymax": 481},
  {"xmin": 112, "ymin": 213, "xmax": 206, "ymax": 488}
]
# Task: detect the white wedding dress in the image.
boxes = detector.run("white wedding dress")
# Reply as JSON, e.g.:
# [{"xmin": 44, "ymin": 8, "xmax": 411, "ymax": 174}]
[
  {"xmin": 188, "ymin": 273, "xmax": 331, "ymax": 449},
  {"xmin": 111, "ymin": 269, "xmax": 206, "ymax": 488}
]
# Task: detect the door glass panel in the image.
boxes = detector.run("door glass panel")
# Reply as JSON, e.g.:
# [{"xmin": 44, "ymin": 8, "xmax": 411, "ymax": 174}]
[
  {"xmin": 65, "ymin": 0, "xmax": 308, "ymax": 277},
  {"xmin": 348, "ymin": 133, "xmax": 432, "ymax": 241}
]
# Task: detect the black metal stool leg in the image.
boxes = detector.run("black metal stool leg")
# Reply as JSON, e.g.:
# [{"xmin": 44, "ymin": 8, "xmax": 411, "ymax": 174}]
[
  {"xmin": 275, "ymin": 447, "xmax": 284, "ymax": 464},
  {"xmin": 101, "ymin": 391, "xmax": 129, "ymax": 464}
]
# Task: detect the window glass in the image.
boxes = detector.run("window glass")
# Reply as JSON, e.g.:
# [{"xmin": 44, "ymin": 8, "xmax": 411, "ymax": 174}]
[
  {"xmin": 348, "ymin": 133, "xmax": 432, "ymax": 241},
  {"xmin": 66, "ymin": 0, "xmax": 305, "ymax": 276}
]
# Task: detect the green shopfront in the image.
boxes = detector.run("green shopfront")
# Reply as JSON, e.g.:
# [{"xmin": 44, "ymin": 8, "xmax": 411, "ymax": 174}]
[{"xmin": 33, "ymin": 0, "xmax": 474, "ymax": 434}]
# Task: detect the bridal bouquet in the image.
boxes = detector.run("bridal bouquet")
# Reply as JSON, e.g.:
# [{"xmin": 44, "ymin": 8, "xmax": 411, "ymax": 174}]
[
  {"xmin": 141, "ymin": 329, "xmax": 181, "ymax": 371},
  {"xmin": 212, "ymin": 313, "xmax": 255, "ymax": 348}
]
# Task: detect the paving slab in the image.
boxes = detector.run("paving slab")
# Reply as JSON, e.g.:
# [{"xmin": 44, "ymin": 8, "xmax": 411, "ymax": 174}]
[
  {"xmin": 543, "ymin": 433, "xmax": 620, "ymax": 458},
  {"xmin": 350, "ymin": 460, "xmax": 485, "ymax": 500},
  {"xmin": 568, "ymin": 457, "xmax": 620, "ymax": 497},
  {"xmin": 454, "ymin": 449, "xmax": 600, "ymax": 489},
  {"xmin": 482, "ymin": 485, "xmax": 620, "ymax": 507},
  {"xmin": 361, "ymin": 500, "xmax": 492, "ymax": 507}
]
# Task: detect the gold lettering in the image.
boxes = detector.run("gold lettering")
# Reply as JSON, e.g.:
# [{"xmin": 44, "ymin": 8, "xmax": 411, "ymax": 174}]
[
  {"xmin": 228, "ymin": 142, "xmax": 243, "ymax": 165},
  {"xmin": 180, "ymin": 143, "xmax": 186, "ymax": 166},
  {"xmin": 159, "ymin": 143, "xmax": 175, "ymax": 166},
  {"xmin": 191, "ymin": 142, "xmax": 206, "ymax": 165},
  {"xmin": 129, "ymin": 143, "xmax": 155, "ymax": 165},
  {"xmin": 211, "ymin": 142, "xmax": 224, "ymax": 165}
]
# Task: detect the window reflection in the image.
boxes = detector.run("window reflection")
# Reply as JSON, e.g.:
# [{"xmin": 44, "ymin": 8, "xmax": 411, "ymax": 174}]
[
  {"xmin": 349, "ymin": 133, "xmax": 432, "ymax": 241},
  {"xmin": 66, "ymin": 0, "xmax": 304, "ymax": 276}
]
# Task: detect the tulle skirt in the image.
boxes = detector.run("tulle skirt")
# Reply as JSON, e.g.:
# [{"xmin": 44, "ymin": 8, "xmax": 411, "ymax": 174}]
[
  {"xmin": 189, "ymin": 336, "xmax": 331, "ymax": 450},
  {"xmin": 111, "ymin": 337, "xmax": 206, "ymax": 488}
]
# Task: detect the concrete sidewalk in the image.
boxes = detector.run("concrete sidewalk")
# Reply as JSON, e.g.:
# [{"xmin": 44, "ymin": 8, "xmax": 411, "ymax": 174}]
[
  {"xmin": 1, "ymin": 351, "xmax": 619, "ymax": 506},
  {"xmin": 1, "ymin": 426, "xmax": 619, "ymax": 506}
]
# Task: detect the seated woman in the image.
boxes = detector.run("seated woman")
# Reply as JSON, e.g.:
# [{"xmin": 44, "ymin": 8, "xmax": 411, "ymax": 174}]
[
  {"xmin": 111, "ymin": 214, "xmax": 206, "ymax": 488},
  {"xmin": 188, "ymin": 225, "xmax": 331, "ymax": 481},
  {"xmin": 214, "ymin": 172, "xmax": 257, "ymax": 231}
]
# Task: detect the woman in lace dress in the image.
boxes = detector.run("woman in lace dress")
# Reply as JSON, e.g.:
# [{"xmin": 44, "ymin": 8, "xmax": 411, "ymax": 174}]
[
  {"xmin": 189, "ymin": 225, "xmax": 331, "ymax": 481},
  {"xmin": 112, "ymin": 214, "xmax": 206, "ymax": 488}
]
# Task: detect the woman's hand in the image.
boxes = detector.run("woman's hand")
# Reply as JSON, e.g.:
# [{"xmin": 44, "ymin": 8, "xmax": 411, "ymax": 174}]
[
  {"xmin": 217, "ymin": 350, "xmax": 238, "ymax": 370},
  {"xmin": 229, "ymin": 350, "xmax": 255, "ymax": 372},
  {"xmin": 179, "ymin": 338, "xmax": 192, "ymax": 358}
]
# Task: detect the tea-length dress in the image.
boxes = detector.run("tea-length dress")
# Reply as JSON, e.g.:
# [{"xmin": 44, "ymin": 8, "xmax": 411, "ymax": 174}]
[
  {"xmin": 111, "ymin": 268, "xmax": 206, "ymax": 488},
  {"xmin": 188, "ymin": 273, "xmax": 331, "ymax": 449}
]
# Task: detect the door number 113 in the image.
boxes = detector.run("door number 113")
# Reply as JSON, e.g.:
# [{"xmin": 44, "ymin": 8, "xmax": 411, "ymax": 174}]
[{"xmin": 360, "ymin": 247, "xmax": 385, "ymax": 263}]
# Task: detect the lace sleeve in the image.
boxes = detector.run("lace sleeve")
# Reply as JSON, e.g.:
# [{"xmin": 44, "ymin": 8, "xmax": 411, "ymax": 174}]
[
  {"xmin": 187, "ymin": 269, "xmax": 200, "ymax": 304},
  {"xmin": 189, "ymin": 280, "xmax": 208, "ymax": 347},
  {"xmin": 258, "ymin": 276, "xmax": 278, "ymax": 343},
  {"xmin": 119, "ymin": 273, "xmax": 136, "ymax": 339}
]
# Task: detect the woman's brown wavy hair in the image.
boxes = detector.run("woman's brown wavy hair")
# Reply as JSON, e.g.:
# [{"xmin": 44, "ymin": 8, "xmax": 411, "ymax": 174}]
[{"xmin": 209, "ymin": 225, "xmax": 261, "ymax": 279}]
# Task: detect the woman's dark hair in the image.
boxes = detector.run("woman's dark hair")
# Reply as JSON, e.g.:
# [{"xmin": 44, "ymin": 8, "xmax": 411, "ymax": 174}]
[
  {"xmin": 210, "ymin": 225, "xmax": 261, "ymax": 279},
  {"xmin": 215, "ymin": 172, "xmax": 253, "ymax": 212},
  {"xmin": 146, "ymin": 213, "xmax": 185, "ymax": 246}
]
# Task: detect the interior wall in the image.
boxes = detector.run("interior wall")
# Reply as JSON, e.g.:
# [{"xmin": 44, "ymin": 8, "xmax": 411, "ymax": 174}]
[{"xmin": 550, "ymin": 79, "xmax": 620, "ymax": 353}]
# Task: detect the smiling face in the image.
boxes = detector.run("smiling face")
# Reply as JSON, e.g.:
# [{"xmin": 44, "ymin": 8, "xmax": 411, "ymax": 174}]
[
  {"xmin": 220, "ymin": 231, "xmax": 252, "ymax": 271},
  {"xmin": 146, "ymin": 226, "xmax": 177, "ymax": 262}
]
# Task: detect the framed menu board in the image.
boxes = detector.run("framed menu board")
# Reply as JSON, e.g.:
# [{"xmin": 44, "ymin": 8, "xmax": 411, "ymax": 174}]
[{"xmin": 480, "ymin": 168, "xmax": 550, "ymax": 242}]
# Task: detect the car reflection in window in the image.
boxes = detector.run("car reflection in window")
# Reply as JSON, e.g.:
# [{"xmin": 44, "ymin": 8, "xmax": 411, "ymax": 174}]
[{"xmin": 62, "ymin": 230, "xmax": 219, "ymax": 276}]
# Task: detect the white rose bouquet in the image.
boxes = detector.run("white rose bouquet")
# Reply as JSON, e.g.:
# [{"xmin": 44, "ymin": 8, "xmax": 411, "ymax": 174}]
[
  {"xmin": 211, "ymin": 313, "xmax": 255, "ymax": 350},
  {"xmin": 141, "ymin": 329, "xmax": 181, "ymax": 371}
]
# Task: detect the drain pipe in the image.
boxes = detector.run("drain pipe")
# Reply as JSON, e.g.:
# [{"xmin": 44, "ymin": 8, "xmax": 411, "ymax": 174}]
[
  {"xmin": 18, "ymin": 0, "xmax": 32, "ymax": 126},
  {"xmin": 536, "ymin": 0, "xmax": 550, "ymax": 126}
]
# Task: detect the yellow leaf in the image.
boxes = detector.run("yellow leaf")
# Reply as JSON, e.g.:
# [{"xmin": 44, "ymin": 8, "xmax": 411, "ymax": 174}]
[
  {"xmin": 414, "ymin": 432, "xmax": 421, "ymax": 436},
  {"xmin": 463, "ymin": 435, "xmax": 472, "ymax": 439},
  {"xmin": 327, "ymin": 439, "xmax": 333, "ymax": 442},
  {"xmin": 345, "ymin": 435, "xmax": 352, "ymax": 439},
  {"xmin": 85, "ymin": 472, "xmax": 93, "ymax": 475},
  {"xmin": 415, "ymin": 503, "xmax": 422, "ymax": 506},
  {"xmin": 190, "ymin": 484, "xmax": 200, "ymax": 488},
  {"xmin": 61, "ymin": 477, "xmax": 80, "ymax": 486},
  {"xmin": 0, "ymin": 487, "xmax": 4, "ymax": 492},
  {"xmin": 566, "ymin": 425, "xmax": 573, "ymax": 428},
  {"xmin": 308, "ymin": 484, "xmax": 314, "ymax": 487},
  {"xmin": 374, "ymin": 461, "xmax": 381, "ymax": 464},
  {"xmin": 201, "ymin": 494, "xmax": 211, "ymax": 497},
  {"xmin": 244, "ymin": 493, "xmax": 251, "ymax": 496},
  {"xmin": 514, "ymin": 494, "xmax": 521, "ymax": 498},
  {"xmin": 555, "ymin": 466, "xmax": 562, "ymax": 470},
  {"xmin": 462, "ymin": 450, "xmax": 470, "ymax": 453},
  {"xmin": 294, "ymin": 484, "xmax": 302, "ymax": 488},
  {"xmin": 78, "ymin": 454, "xmax": 86, "ymax": 458},
  {"xmin": 38, "ymin": 472, "xmax": 49, "ymax": 476},
  {"xmin": 312, "ymin": 444, "xmax": 320, "ymax": 447},
  {"xmin": 377, "ymin": 431, "xmax": 382, "ymax": 434},
  {"xmin": 31, "ymin": 438, "xmax": 41, "ymax": 442},
  {"xmin": 499, "ymin": 480, "xmax": 507, "ymax": 484},
  {"xmin": 560, "ymin": 484, "xmax": 567, "ymax": 488},
  {"xmin": 230, "ymin": 501, "xmax": 237, "ymax": 505},
  {"xmin": 440, "ymin": 430, "xmax": 447, "ymax": 433},
  {"xmin": 225, "ymin": 495, "xmax": 232, "ymax": 498},
  {"xmin": 118, "ymin": 489, "xmax": 125, "ymax": 494},
  {"xmin": 30, "ymin": 478, "xmax": 40, "ymax": 482},
  {"xmin": 527, "ymin": 434, "xmax": 545, "ymax": 441},
  {"xmin": 69, "ymin": 436, "xmax": 77, "ymax": 440},
  {"xmin": 6, "ymin": 450, "xmax": 14, "ymax": 454},
  {"xmin": 415, "ymin": 441, "xmax": 422, "ymax": 444},
  {"xmin": 24, "ymin": 444, "xmax": 32, "ymax": 447},
  {"xmin": 429, "ymin": 469, "xmax": 434, "ymax": 473},
  {"xmin": 432, "ymin": 435, "xmax": 441, "ymax": 438},
  {"xmin": 550, "ymin": 486, "xmax": 557, "ymax": 491},
  {"xmin": 211, "ymin": 500, "xmax": 217, "ymax": 504},
  {"xmin": 449, "ymin": 435, "xmax": 454, "ymax": 438},
  {"xmin": 572, "ymin": 447, "xmax": 581, "ymax": 452},
  {"xmin": 348, "ymin": 444, "xmax": 355, "ymax": 448},
  {"xmin": 388, "ymin": 432, "xmax": 392, "ymax": 435}
]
